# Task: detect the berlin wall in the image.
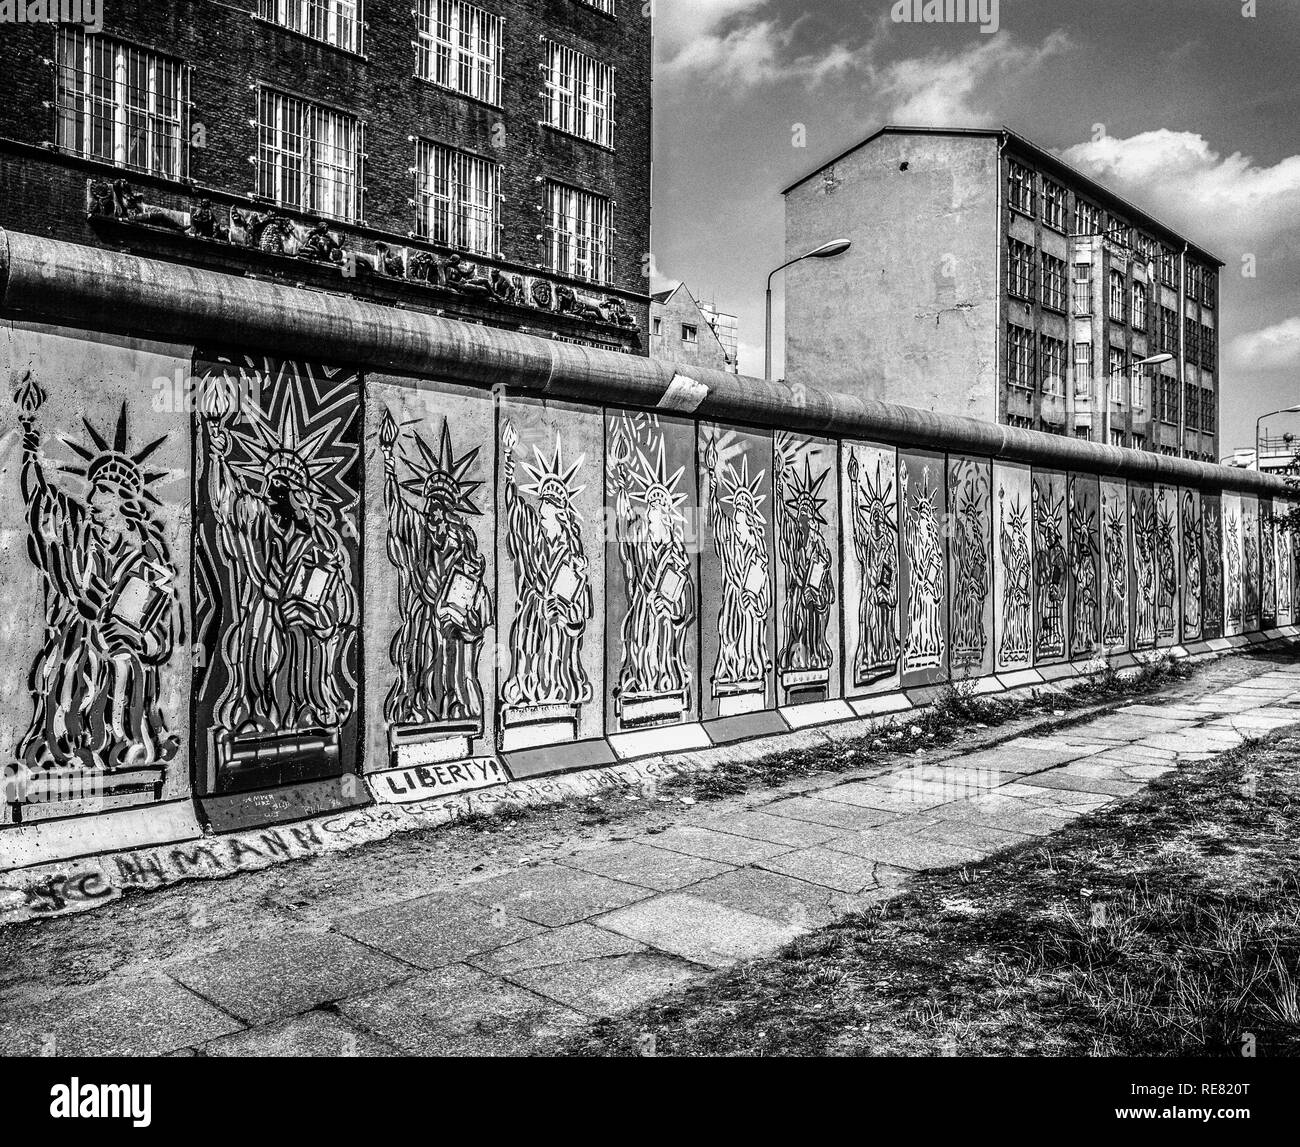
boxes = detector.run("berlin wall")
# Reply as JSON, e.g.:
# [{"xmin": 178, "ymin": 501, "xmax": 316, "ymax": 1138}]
[{"xmin": 1, "ymin": 225, "xmax": 1297, "ymax": 872}]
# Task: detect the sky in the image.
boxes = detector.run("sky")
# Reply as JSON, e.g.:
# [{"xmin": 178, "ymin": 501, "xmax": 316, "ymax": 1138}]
[{"xmin": 647, "ymin": 0, "xmax": 1300, "ymax": 455}]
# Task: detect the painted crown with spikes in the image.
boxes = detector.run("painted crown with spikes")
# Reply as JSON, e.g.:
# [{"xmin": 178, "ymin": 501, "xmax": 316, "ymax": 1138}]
[
  {"xmin": 225, "ymin": 396, "xmax": 344, "ymax": 504},
  {"xmin": 719, "ymin": 453, "xmax": 767, "ymax": 518},
  {"xmin": 519, "ymin": 433, "xmax": 585, "ymax": 510},
  {"xmin": 401, "ymin": 419, "xmax": 483, "ymax": 515},
  {"xmin": 63, "ymin": 402, "xmax": 168, "ymax": 508},
  {"xmin": 629, "ymin": 435, "xmax": 688, "ymax": 518},
  {"xmin": 786, "ymin": 454, "xmax": 828, "ymax": 525}
]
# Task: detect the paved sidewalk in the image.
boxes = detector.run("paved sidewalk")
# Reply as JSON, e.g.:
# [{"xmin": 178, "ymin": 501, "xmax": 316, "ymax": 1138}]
[{"xmin": 3, "ymin": 655, "xmax": 1300, "ymax": 1056}]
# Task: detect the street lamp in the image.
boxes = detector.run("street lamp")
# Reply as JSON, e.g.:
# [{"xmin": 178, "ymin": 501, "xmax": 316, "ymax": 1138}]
[
  {"xmin": 764, "ymin": 239, "xmax": 852, "ymax": 382},
  {"xmin": 1103, "ymin": 352, "xmax": 1173, "ymax": 446},
  {"xmin": 1255, "ymin": 403, "xmax": 1300, "ymax": 470}
]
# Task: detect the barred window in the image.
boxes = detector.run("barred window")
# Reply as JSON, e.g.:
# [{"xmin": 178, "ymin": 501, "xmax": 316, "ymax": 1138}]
[
  {"xmin": 1158, "ymin": 305, "xmax": 1179, "ymax": 354},
  {"xmin": 1074, "ymin": 426, "xmax": 1093, "ymax": 442},
  {"xmin": 54, "ymin": 30, "xmax": 186, "ymax": 178},
  {"xmin": 1041, "ymin": 336, "xmax": 1066, "ymax": 397},
  {"xmin": 1185, "ymin": 382, "xmax": 1200, "ymax": 431},
  {"xmin": 544, "ymin": 41, "xmax": 615, "ymax": 148},
  {"xmin": 1202, "ymin": 269, "xmax": 1216, "ymax": 308},
  {"xmin": 1201, "ymin": 324, "xmax": 1217, "ymax": 369},
  {"xmin": 1071, "ymin": 262, "xmax": 1093, "ymax": 315},
  {"xmin": 416, "ymin": 0, "xmax": 503, "ymax": 106},
  {"xmin": 1184, "ymin": 317, "xmax": 1201, "ymax": 364},
  {"xmin": 1131, "ymin": 282, "xmax": 1148, "ymax": 330},
  {"xmin": 1109, "ymin": 429, "xmax": 1126, "ymax": 448},
  {"xmin": 1131, "ymin": 366, "xmax": 1147, "ymax": 409},
  {"xmin": 1108, "ymin": 270, "xmax": 1127, "ymax": 323},
  {"xmin": 1008, "ymin": 238, "xmax": 1034, "ymax": 299},
  {"xmin": 1008, "ymin": 161, "xmax": 1035, "ymax": 215},
  {"xmin": 259, "ymin": 0, "xmax": 362, "ymax": 53},
  {"xmin": 1007, "ymin": 414, "xmax": 1034, "ymax": 430},
  {"xmin": 1155, "ymin": 373, "xmax": 1178, "ymax": 425},
  {"xmin": 546, "ymin": 181, "xmax": 611, "ymax": 284},
  {"xmin": 1201, "ymin": 389, "xmax": 1217, "ymax": 433},
  {"xmin": 1041, "ymin": 254, "xmax": 1066, "ymax": 312},
  {"xmin": 1042, "ymin": 179, "xmax": 1067, "ymax": 231},
  {"xmin": 257, "ymin": 90, "xmax": 362, "ymax": 221},
  {"xmin": 1108, "ymin": 347, "xmax": 1127, "ymax": 395},
  {"xmin": 414, "ymin": 140, "xmax": 499, "ymax": 254},
  {"xmin": 1186, "ymin": 261, "xmax": 1203, "ymax": 299},
  {"xmin": 1073, "ymin": 199, "xmax": 1100, "ymax": 236},
  {"xmin": 1131, "ymin": 432, "xmax": 1147, "ymax": 452},
  {"xmin": 1073, "ymin": 341, "xmax": 1093, "ymax": 397},
  {"xmin": 576, "ymin": 0, "xmax": 615, "ymax": 11},
  {"xmin": 1159, "ymin": 247, "xmax": 1177, "ymax": 287},
  {"xmin": 1007, "ymin": 325, "xmax": 1034, "ymax": 390}
]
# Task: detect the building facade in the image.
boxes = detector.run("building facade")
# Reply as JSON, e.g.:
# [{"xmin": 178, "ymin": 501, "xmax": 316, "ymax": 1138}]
[
  {"xmin": 649, "ymin": 282, "xmax": 738, "ymax": 373},
  {"xmin": 783, "ymin": 126, "xmax": 1221, "ymax": 460},
  {"xmin": 0, "ymin": 0, "xmax": 652, "ymax": 351}
]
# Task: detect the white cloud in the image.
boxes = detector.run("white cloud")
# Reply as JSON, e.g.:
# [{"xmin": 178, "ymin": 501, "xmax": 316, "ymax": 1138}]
[
  {"xmin": 1058, "ymin": 131, "xmax": 1300, "ymax": 251},
  {"xmin": 1228, "ymin": 317, "xmax": 1300, "ymax": 372}
]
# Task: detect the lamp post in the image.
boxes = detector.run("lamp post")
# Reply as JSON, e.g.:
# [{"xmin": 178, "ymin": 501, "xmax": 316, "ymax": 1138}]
[
  {"xmin": 1103, "ymin": 352, "xmax": 1172, "ymax": 446},
  {"xmin": 764, "ymin": 239, "xmax": 852, "ymax": 383},
  {"xmin": 1255, "ymin": 404, "xmax": 1300, "ymax": 471}
]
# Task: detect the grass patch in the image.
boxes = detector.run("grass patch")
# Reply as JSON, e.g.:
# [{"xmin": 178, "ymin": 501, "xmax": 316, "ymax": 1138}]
[{"xmin": 543, "ymin": 722, "xmax": 1300, "ymax": 1058}]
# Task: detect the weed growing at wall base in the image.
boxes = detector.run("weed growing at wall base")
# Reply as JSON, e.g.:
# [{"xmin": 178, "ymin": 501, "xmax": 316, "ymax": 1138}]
[{"xmin": 0, "ymin": 0, "xmax": 102, "ymax": 33}]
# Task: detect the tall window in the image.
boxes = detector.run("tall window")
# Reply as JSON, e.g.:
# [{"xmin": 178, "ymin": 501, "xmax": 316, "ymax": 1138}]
[
  {"xmin": 1158, "ymin": 305, "xmax": 1178, "ymax": 354},
  {"xmin": 257, "ymin": 91, "xmax": 362, "ymax": 221},
  {"xmin": 1108, "ymin": 347, "xmax": 1126, "ymax": 396},
  {"xmin": 1159, "ymin": 247, "xmax": 1177, "ymax": 287},
  {"xmin": 1201, "ymin": 389, "xmax": 1217, "ymax": 433},
  {"xmin": 1071, "ymin": 262, "xmax": 1093, "ymax": 315},
  {"xmin": 1201, "ymin": 324, "xmax": 1217, "ymax": 369},
  {"xmin": 1185, "ymin": 262, "xmax": 1204, "ymax": 299},
  {"xmin": 1073, "ymin": 199, "xmax": 1100, "ymax": 236},
  {"xmin": 1184, "ymin": 317, "xmax": 1201, "ymax": 364},
  {"xmin": 544, "ymin": 41, "xmax": 615, "ymax": 148},
  {"xmin": 1007, "ymin": 326, "xmax": 1034, "ymax": 390},
  {"xmin": 416, "ymin": 0, "xmax": 503, "ymax": 105},
  {"xmin": 1008, "ymin": 162, "xmax": 1035, "ymax": 214},
  {"xmin": 1041, "ymin": 254, "xmax": 1066, "ymax": 311},
  {"xmin": 1041, "ymin": 336, "xmax": 1066, "ymax": 397},
  {"xmin": 54, "ymin": 30, "xmax": 186, "ymax": 178},
  {"xmin": 1131, "ymin": 367, "xmax": 1147, "ymax": 409},
  {"xmin": 1008, "ymin": 239, "xmax": 1034, "ymax": 299},
  {"xmin": 1202, "ymin": 269, "xmax": 1217, "ymax": 308},
  {"xmin": 1131, "ymin": 282, "xmax": 1148, "ymax": 330},
  {"xmin": 546, "ymin": 181, "xmax": 612, "ymax": 284},
  {"xmin": 1185, "ymin": 383, "xmax": 1200, "ymax": 430},
  {"xmin": 577, "ymin": 0, "xmax": 616, "ymax": 11},
  {"xmin": 1155, "ymin": 374, "xmax": 1178, "ymax": 425},
  {"xmin": 1110, "ymin": 429, "xmax": 1126, "ymax": 448},
  {"xmin": 259, "ymin": 0, "xmax": 361, "ymax": 53},
  {"xmin": 414, "ymin": 140, "xmax": 499, "ymax": 254},
  {"xmin": 1108, "ymin": 270, "xmax": 1126, "ymax": 322},
  {"xmin": 1042, "ymin": 179, "xmax": 1067, "ymax": 231},
  {"xmin": 1073, "ymin": 341, "xmax": 1094, "ymax": 396}
]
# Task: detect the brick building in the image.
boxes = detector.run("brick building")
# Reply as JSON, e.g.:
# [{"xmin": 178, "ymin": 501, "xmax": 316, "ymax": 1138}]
[
  {"xmin": 0, "ymin": 0, "xmax": 652, "ymax": 352},
  {"xmin": 783, "ymin": 126, "xmax": 1222, "ymax": 460}
]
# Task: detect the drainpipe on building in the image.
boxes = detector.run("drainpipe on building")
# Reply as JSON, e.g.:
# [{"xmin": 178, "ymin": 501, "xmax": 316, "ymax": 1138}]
[{"xmin": 1178, "ymin": 241, "xmax": 1188, "ymax": 457}]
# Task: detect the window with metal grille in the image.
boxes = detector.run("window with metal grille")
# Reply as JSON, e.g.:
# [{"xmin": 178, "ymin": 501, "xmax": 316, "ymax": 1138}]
[
  {"xmin": 414, "ymin": 140, "xmax": 499, "ymax": 254},
  {"xmin": 1008, "ymin": 239, "xmax": 1034, "ymax": 299},
  {"xmin": 1073, "ymin": 341, "xmax": 1093, "ymax": 396},
  {"xmin": 1159, "ymin": 247, "xmax": 1177, "ymax": 287},
  {"xmin": 576, "ymin": 0, "xmax": 615, "ymax": 12},
  {"xmin": 1041, "ymin": 253, "xmax": 1066, "ymax": 311},
  {"xmin": 1202, "ymin": 269, "xmax": 1216, "ymax": 308},
  {"xmin": 1108, "ymin": 347, "xmax": 1126, "ymax": 397},
  {"xmin": 1158, "ymin": 305, "xmax": 1179, "ymax": 354},
  {"xmin": 544, "ymin": 41, "xmax": 615, "ymax": 148},
  {"xmin": 1185, "ymin": 261, "xmax": 1204, "ymax": 299},
  {"xmin": 1073, "ymin": 199, "xmax": 1099, "ymax": 236},
  {"xmin": 257, "ymin": 90, "xmax": 362, "ymax": 221},
  {"xmin": 1184, "ymin": 317, "xmax": 1200, "ymax": 364},
  {"xmin": 1108, "ymin": 270, "xmax": 1126, "ymax": 323},
  {"xmin": 1071, "ymin": 262, "xmax": 1093, "ymax": 315},
  {"xmin": 1131, "ymin": 433, "xmax": 1147, "ymax": 452},
  {"xmin": 1185, "ymin": 383, "xmax": 1200, "ymax": 430},
  {"xmin": 1131, "ymin": 367, "xmax": 1147, "ymax": 409},
  {"xmin": 1042, "ymin": 179, "xmax": 1067, "ymax": 231},
  {"xmin": 1074, "ymin": 426, "xmax": 1093, "ymax": 442},
  {"xmin": 1155, "ymin": 373, "xmax": 1178, "ymax": 425},
  {"xmin": 546, "ymin": 181, "xmax": 611, "ymax": 284},
  {"xmin": 1041, "ymin": 336, "xmax": 1066, "ymax": 396},
  {"xmin": 1109, "ymin": 429, "xmax": 1126, "ymax": 448},
  {"xmin": 1007, "ymin": 161, "xmax": 1035, "ymax": 215},
  {"xmin": 1200, "ymin": 324, "xmax": 1217, "ymax": 369},
  {"xmin": 1007, "ymin": 414, "xmax": 1034, "ymax": 430},
  {"xmin": 415, "ymin": 0, "xmax": 503, "ymax": 106},
  {"xmin": 259, "ymin": 0, "xmax": 362, "ymax": 53},
  {"xmin": 54, "ymin": 30, "xmax": 186, "ymax": 178},
  {"xmin": 1007, "ymin": 325, "xmax": 1034, "ymax": 390},
  {"xmin": 1201, "ymin": 389, "xmax": 1217, "ymax": 432},
  {"xmin": 1131, "ymin": 282, "xmax": 1148, "ymax": 330}
]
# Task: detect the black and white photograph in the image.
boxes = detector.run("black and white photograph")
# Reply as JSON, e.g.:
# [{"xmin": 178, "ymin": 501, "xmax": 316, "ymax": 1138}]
[{"xmin": 0, "ymin": 0, "xmax": 1297, "ymax": 1119}]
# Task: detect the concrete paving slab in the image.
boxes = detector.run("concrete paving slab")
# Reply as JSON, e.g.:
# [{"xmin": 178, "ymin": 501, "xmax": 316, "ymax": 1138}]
[
  {"xmin": 756, "ymin": 846, "xmax": 893, "ymax": 895},
  {"xmin": 595, "ymin": 893, "xmax": 804, "ymax": 968},
  {"xmin": 823, "ymin": 829, "xmax": 987, "ymax": 870},
  {"xmin": 695, "ymin": 809, "xmax": 841, "ymax": 849},
  {"xmin": 1018, "ymin": 772, "xmax": 1146, "ymax": 797},
  {"xmin": 557, "ymin": 841, "xmax": 734, "ymax": 891},
  {"xmin": 639, "ymin": 824, "xmax": 794, "ymax": 866},
  {"xmin": 921, "ymin": 819, "xmax": 1037, "ymax": 853},
  {"xmin": 811, "ymin": 780, "xmax": 953, "ymax": 813},
  {"xmin": 460, "ymin": 865, "xmax": 652, "ymax": 927},
  {"xmin": 200, "ymin": 1010, "xmax": 401, "ymax": 1057},
  {"xmin": 507, "ymin": 952, "xmax": 702, "ymax": 1017},
  {"xmin": 759, "ymin": 794, "xmax": 902, "ymax": 831},
  {"xmin": 684, "ymin": 866, "xmax": 870, "ymax": 928},
  {"xmin": 470, "ymin": 922, "xmax": 647, "ymax": 974},
  {"xmin": 169, "ymin": 931, "xmax": 412, "ymax": 1025}
]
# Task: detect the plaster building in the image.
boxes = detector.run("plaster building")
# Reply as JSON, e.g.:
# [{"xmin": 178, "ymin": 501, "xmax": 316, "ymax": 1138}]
[
  {"xmin": 0, "ymin": 0, "xmax": 652, "ymax": 352},
  {"xmin": 650, "ymin": 282, "xmax": 738, "ymax": 373},
  {"xmin": 783, "ymin": 126, "xmax": 1222, "ymax": 460}
]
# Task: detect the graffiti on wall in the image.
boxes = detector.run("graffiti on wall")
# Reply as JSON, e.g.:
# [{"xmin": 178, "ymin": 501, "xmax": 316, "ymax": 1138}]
[
  {"xmin": 11, "ymin": 377, "xmax": 181, "ymax": 779},
  {"xmin": 1101, "ymin": 482, "xmax": 1129, "ymax": 650},
  {"xmin": 899, "ymin": 458, "xmax": 946, "ymax": 676},
  {"xmin": 607, "ymin": 413, "xmax": 695, "ymax": 729},
  {"xmin": 1181, "ymin": 491, "xmax": 1203, "ymax": 642},
  {"xmin": 1068, "ymin": 476, "xmax": 1101, "ymax": 659},
  {"xmin": 497, "ymin": 423, "xmax": 593, "ymax": 746},
  {"xmin": 774, "ymin": 435, "xmax": 836, "ymax": 703},
  {"xmin": 847, "ymin": 447, "xmax": 900, "ymax": 687},
  {"xmin": 997, "ymin": 483, "xmax": 1032, "ymax": 669},
  {"xmin": 1225, "ymin": 504, "xmax": 1243, "ymax": 633},
  {"xmin": 1276, "ymin": 510, "xmax": 1293, "ymax": 626},
  {"xmin": 1202, "ymin": 496, "xmax": 1224, "ymax": 640},
  {"xmin": 949, "ymin": 459, "xmax": 991, "ymax": 672},
  {"xmin": 1131, "ymin": 487, "xmax": 1158, "ymax": 650},
  {"xmin": 1032, "ymin": 474, "xmax": 1068, "ymax": 663},
  {"xmin": 1261, "ymin": 510, "xmax": 1278, "ymax": 629},
  {"xmin": 1243, "ymin": 501, "xmax": 1261, "ymax": 629},
  {"xmin": 1154, "ymin": 487, "xmax": 1180, "ymax": 645}
]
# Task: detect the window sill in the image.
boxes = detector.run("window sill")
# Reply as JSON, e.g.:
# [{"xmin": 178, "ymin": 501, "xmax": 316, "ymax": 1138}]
[
  {"xmin": 252, "ymin": 15, "xmax": 367, "ymax": 61},
  {"xmin": 412, "ymin": 75, "xmax": 503, "ymax": 112},
  {"xmin": 540, "ymin": 122, "xmax": 616, "ymax": 154}
]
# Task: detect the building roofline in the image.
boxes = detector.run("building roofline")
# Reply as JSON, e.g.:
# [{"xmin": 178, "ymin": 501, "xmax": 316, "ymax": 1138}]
[{"xmin": 781, "ymin": 124, "xmax": 1224, "ymax": 267}]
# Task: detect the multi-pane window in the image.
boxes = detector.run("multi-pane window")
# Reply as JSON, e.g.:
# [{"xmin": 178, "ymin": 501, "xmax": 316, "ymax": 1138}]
[
  {"xmin": 1108, "ymin": 270, "xmax": 1127, "ymax": 322},
  {"xmin": 1008, "ymin": 162, "xmax": 1035, "ymax": 214},
  {"xmin": 1042, "ymin": 180, "xmax": 1067, "ymax": 231},
  {"xmin": 681, "ymin": 324, "xmax": 697, "ymax": 343},
  {"xmin": 414, "ymin": 140, "xmax": 499, "ymax": 254},
  {"xmin": 1073, "ymin": 199, "xmax": 1099, "ymax": 236},
  {"xmin": 257, "ymin": 90, "xmax": 362, "ymax": 221},
  {"xmin": 577, "ymin": 0, "xmax": 616, "ymax": 11},
  {"xmin": 1158, "ymin": 305, "xmax": 1179, "ymax": 354},
  {"xmin": 1108, "ymin": 347, "xmax": 1126, "ymax": 395},
  {"xmin": 1110, "ymin": 429, "xmax": 1126, "ymax": 448},
  {"xmin": 1202, "ymin": 269, "xmax": 1217, "ymax": 308},
  {"xmin": 1131, "ymin": 433, "xmax": 1147, "ymax": 452},
  {"xmin": 1159, "ymin": 247, "xmax": 1177, "ymax": 287},
  {"xmin": 54, "ymin": 30, "xmax": 186, "ymax": 178},
  {"xmin": 1184, "ymin": 317, "xmax": 1201, "ymax": 364},
  {"xmin": 1007, "ymin": 325, "xmax": 1034, "ymax": 390},
  {"xmin": 1185, "ymin": 262, "xmax": 1204, "ymax": 300},
  {"xmin": 1007, "ymin": 414, "xmax": 1035, "ymax": 431},
  {"xmin": 416, "ymin": 0, "xmax": 503, "ymax": 105},
  {"xmin": 1131, "ymin": 367, "xmax": 1147, "ymax": 409},
  {"xmin": 259, "ymin": 0, "xmax": 362, "ymax": 53},
  {"xmin": 1072, "ymin": 262, "xmax": 1093, "ymax": 314},
  {"xmin": 1131, "ymin": 282, "xmax": 1148, "ymax": 330},
  {"xmin": 1074, "ymin": 427, "xmax": 1093, "ymax": 442},
  {"xmin": 544, "ymin": 41, "xmax": 615, "ymax": 148},
  {"xmin": 1041, "ymin": 254, "xmax": 1066, "ymax": 311},
  {"xmin": 1041, "ymin": 336, "xmax": 1066, "ymax": 397},
  {"xmin": 1201, "ymin": 324, "xmax": 1217, "ymax": 369},
  {"xmin": 1073, "ymin": 341, "xmax": 1094, "ymax": 396},
  {"xmin": 546, "ymin": 181, "xmax": 612, "ymax": 284},
  {"xmin": 1008, "ymin": 239, "xmax": 1035, "ymax": 299},
  {"xmin": 1185, "ymin": 383, "xmax": 1200, "ymax": 431},
  {"xmin": 1155, "ymin": 373, "xmax": 1178, "ymax": 425},
  {"xmin": 1201, "ymin": 389, "xmax": 1217, "ymax": 433}
]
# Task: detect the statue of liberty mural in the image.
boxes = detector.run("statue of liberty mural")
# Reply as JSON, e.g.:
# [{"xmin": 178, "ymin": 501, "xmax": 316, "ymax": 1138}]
[
  {"xmin": 1225, "ymin": 512, "xmax": 1242, "ymax": 626},
  {"xmin": 774, "ymin": 438, "xmax": 835, "ymax": 679},
  {"xmin": 608, "ymin": 415, "xmax": 695, "ymax": 723},
  {"xmin": 1154, "ymin": 496, "xmax": 1179, "ymax": 640},
  {"xmin": 204, "ymin": 382, "xmax": 356, "ymax": 745},
  {"xmin": 499, "ymin": 421, "xmax": 593, "ymax": 718},
  {"xmin": 998, "ymin": 488, "xmax": 1031, "ymax": 665},
  {"xmin": 949, "ymin": 463, "xmax": 990, "ymax": 670},
  {"xmin": 847, "ymin": 448, "xmax": 899, "ymax": 686},
  {"xmin": 379, "ymin": 409, "xmax": 492, "ymax": 729},
  {"xmin": 1277, "ymin": 523, "xmax": 1292, "ymax": 621},
  {"xmin": 703, "ymin": 435, "xmax": 770, "ymax": 699},
  {"xmin": 901, "ymin": 460, "xmax": 945, "ymax": 672},
  {"xmin": 12, "ymin": 377, "xmax": 180, "ymax": 774},
  {"xmin": 1102, "ymin": 499, "xmax": 1128, "ymax": 646},
  {"xmin": 1132, "ymin": 498, "xmax": 1157, "ymax": 648},
  {"xmin": 1243, "ymin": 516, "xmax": 1260, "ymax": 622},
  {"xmin": 1033, "ymin": 484, "xmax": 1067, "ymax": 660},
  {"xmin": 1181, "ymin": 492, "xmax": 1203, "ymax": 638},
  {"xmin": 1068, "ymin": 487, "xmax": 1100, "ymax": 655},
  {"xmin": 1261, "ymin": 516, "xmax": 1277, "ymax": 622},
  {"xmin": 1202, "ymin": 501, "xmax": 1223, "ymax": 635}
]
